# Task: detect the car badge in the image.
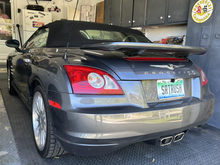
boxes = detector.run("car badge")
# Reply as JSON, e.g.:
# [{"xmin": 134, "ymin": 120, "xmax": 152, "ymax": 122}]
[{"xmin": 150, "ymin": 64, "xmax": 185, "ymax": 70}]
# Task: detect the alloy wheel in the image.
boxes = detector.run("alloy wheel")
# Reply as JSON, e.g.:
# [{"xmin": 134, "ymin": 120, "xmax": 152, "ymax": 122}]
[{"xmin": 32, "ymin": 92, "xmax": 47, "ymax": 151}]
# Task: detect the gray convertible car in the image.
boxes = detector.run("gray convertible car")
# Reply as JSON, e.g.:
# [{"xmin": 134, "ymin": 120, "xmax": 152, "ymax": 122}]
[{"xmin": 5, "ymin": 20, "xmax": 214, "ymax": 158}]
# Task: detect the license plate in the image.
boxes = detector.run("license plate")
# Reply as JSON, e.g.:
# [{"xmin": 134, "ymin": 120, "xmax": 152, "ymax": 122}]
[{"xmin": 157, "ymin": 79, "xmax": 185, "ymax": 100}]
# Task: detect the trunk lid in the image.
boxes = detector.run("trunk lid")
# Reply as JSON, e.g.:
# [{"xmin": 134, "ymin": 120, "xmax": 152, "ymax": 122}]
[{"xmin": 80, "ymin": 53, "xmax": 201, "ymax": 81}]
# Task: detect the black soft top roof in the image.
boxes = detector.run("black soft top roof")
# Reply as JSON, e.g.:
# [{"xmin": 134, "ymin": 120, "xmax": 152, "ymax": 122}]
[{"xmin": 43, "ymin": 20, "xmax": 146, "ymax": 47}]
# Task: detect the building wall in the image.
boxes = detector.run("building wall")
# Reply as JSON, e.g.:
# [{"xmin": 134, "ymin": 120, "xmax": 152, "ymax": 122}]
[
  {"xmin": 14, "ymin": 0, "xmax": 65, "ymax": 22},
  {"xmin": 12, "ymin": 0, "xmax": 103, "ymax": 40},
  {"xmin": 13, "ymin": 0, "xmax": 103, "ymax": 22}
]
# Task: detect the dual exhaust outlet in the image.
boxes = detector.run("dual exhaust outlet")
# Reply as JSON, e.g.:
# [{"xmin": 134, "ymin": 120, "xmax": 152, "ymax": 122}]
[{"xmin": 160, "ymin": 132, "xmax": 185, "ymax": 146}]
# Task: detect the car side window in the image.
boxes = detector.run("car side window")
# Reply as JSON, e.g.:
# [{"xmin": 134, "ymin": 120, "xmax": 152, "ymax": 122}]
[{"xmin": 25, "ymin": 28, "xmax": 49, "ymax": 49}]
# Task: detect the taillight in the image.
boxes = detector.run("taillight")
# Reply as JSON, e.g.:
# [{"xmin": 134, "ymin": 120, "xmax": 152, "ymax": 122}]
[
  {"xmin": 197, "ymin": 66, "xmax": 208, "ymax": 86},
  {"xmin": 64, "ymin": 65, "xmax": 124, "ymax": 95}
]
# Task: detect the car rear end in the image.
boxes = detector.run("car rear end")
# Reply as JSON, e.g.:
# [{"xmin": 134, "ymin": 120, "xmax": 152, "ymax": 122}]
[{"xmin": 47, "ymin": 45, "xmax": 214, "ymax": 156}]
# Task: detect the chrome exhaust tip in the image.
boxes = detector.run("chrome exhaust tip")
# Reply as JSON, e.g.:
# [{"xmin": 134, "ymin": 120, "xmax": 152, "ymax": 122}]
[
  {"xmin": 173, "ymin": 132, "xmax": 185, "ymax": 143},
  {"xmin": 160, "ymin": 136, "xmax": 173, "ymax": 146}
]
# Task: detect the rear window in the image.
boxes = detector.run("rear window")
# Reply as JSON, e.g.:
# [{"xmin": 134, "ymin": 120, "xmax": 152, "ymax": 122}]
[{"xmin": 79, "ymin": 30, "xmax": 151, "ymax": 43}]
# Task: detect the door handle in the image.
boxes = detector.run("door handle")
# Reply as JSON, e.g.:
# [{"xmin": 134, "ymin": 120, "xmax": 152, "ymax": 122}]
[{"xmin": 23, "ymin": 59, "xmax": 31, "ymax": 63}]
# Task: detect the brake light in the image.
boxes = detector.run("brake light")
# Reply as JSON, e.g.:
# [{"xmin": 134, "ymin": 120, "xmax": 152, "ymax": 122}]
[
  {"xmin": 197, "ymin": 66, "xmax": 208, "ymax": 86},
  {"xmin": 64, "ymin": 65, "xmax": 124, "ymax": 95}
]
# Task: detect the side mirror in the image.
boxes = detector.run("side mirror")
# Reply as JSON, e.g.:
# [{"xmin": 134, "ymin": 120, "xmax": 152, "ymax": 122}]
[
  {"xmin": 5, "ymin": 39, "xmax": 19, "ymax": 48},
  {"xmin": 5, "ymin": 40, "xmax": 23, "ymax": 52}
]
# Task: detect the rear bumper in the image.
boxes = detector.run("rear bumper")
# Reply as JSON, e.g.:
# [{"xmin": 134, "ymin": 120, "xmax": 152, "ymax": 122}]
[
  {"xmin": 49, "ymin": 93, "xmax": 214, "ymax": 156},
  {"xmin": 55, "ymin": 121, "xmax": 209, "ymax": 156}
]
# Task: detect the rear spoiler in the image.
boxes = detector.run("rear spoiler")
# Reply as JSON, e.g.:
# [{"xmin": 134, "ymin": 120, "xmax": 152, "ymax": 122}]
[{"xmin": 80, "ymin": 42, "xmax": 207, "ymax": 57}]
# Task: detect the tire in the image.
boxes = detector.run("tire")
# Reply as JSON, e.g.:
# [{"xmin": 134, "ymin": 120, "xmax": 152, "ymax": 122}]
[
  {"xmin": 32, "ymin": 85, "xmax": 66, "ymax": 158},
  {"xmin": 7, "ymin": 66, "xmax": 16, "ymax": 95}
]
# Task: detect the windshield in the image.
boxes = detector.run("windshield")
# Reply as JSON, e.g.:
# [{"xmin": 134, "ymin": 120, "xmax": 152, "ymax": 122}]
[{"xmin": 79, "ymin": 30, "xmax": 151, "ymax": 43}]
